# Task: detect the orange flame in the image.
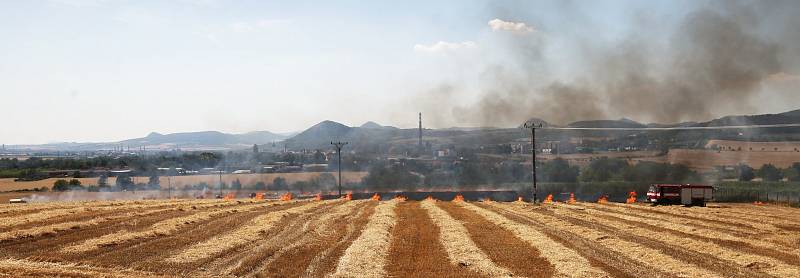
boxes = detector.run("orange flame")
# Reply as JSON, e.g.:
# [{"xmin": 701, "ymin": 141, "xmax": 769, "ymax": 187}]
[
  {"xmin": 597, "ymin": 194, "xmax": 609, "ymax": 204},
  {"xmin": 280, "ymin": 192, "xmax": 293, "ymax": 201},
  {"xmin": 425, "ymin": 195, "xmax": 436, "ymax": 201},
  {"xmin": 753, "ymin": 201, "xmax": 765, "ymax": 206},
  {"xmin": 626, "ymin": 191, "xmax": 637, "ymax": 204},
  {"xmin": 254, "ymin": 193, "xmax": 265, "ymax": 200},
  {"xmin": 517, "ymin": 196, "xmax": 524, "ymax": 202},
  {"xmin": 543, "ymin": 194, "xmax": 553, "ymax": 204},
  {"xmin": 344, "ymin": 192, "xmax": 353, "ymax": 200},
  {"xmin": 453, "ymin": 194, "xmax": 464, "ymax": 202},
  {"xmin": 314, "ymin": 193, "xmax": 322, "ymax": 201},
  {"xmin": 223, "ymin": 193, "xmax": 235, "ymax": 200},
  {"xmin": 394, "ymin": 194, "xmax": 408, "ymax": 201},
  {"xmin": 567, "ymin": 193, "xmax": 576, "ymax": 204},
  {"xmin": 483, "ymin": 197, "xmax": 492, "ymax": 203},
  {"xmin": 371, "ymin": 193, "xmax": 381, "ymax": 201}
]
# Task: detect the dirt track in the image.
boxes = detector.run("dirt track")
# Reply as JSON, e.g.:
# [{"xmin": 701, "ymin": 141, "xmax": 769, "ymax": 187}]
[{"xmin": 0, "ymin": 198, "xmax": 797, "ymax": 277}]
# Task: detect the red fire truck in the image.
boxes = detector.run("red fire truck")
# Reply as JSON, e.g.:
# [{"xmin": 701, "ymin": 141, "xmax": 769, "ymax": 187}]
[{"xmin": 646, "ymin": 184, "xmax": 714, "ymax": 206}]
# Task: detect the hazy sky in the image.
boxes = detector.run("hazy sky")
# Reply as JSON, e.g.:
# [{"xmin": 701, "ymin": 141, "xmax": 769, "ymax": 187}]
[{"xmin": 2, "ymin": 0, "xmax": 798, "ymax": 144}]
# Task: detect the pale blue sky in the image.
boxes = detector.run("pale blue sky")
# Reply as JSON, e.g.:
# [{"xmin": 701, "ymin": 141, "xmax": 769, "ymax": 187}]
[{"xmin": 1, "ymin": 0, "xmax": 797, "ymax": 144}]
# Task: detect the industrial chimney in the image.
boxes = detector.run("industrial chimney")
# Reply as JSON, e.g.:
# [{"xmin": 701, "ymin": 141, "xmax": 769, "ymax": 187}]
[{"xmin": 418, "ymin": 112, "xmax": 423, "ymax": 149}]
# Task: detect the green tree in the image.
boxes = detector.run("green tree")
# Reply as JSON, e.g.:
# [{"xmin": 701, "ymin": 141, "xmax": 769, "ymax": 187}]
[
  {"xmin": 271, "ymin": 177, "xmax": 288, "ymax": 191},
  {"xmin": 231, "ymin": 178, "xmax": 242, "ymax": 190},
  {"xmin": 253, "ymin": 181, "xmax": 267, "ymax": 190},
  {"xmin": 580, "ymin": 157, "xmax": 628, "ymax": 182},
  {"xmin": 787, "ymin": 162, "xmax": 800, "ymax": 182},
  {"xmin": 669, "ymin": 164, "xmax": 692, "ymax": 182},
  {"xmin": 148, "ymin": 174, "xmax": 160, "ymax": 188},
  {"xmin": 363, "ymin": 164, "xmax": 421, "ymax": 190},
  {"xmin": 315, "ymin": 173, "xmax": 337, "ymax": 191},
  {"xmin": 52, "ymin": 179, "xmax": 69, "ymax": 191},
  {"xmin": 757, "ymin": 164, "xmax": 783, "ymax": 182},
  {"xmin": 116, "ymin": 175, "xmax": 133, "ymax": 190},
  {"xmin": 292, "ymin": 180, "xmax": 309, "ymax": 193},
  {"xmin": 455, "ymin": 163, "xmax": 487, "ymax": 187},
  {"xmin": 541, "ymin": 158, "xmax": 579, "ymax": 182},
  {"xmin": 98, "ymin": 175, "xmax": 108, "ymax": 187},
  {"xmin": 72, "ymin": 170, "xmax": 82, "ymax": 178},
  {"xmin": 312, "ymin": 150, "xmax": 326, "ymax": 164},
  {"xmin": 738, "ymin": 164, "xmax": 755, "ymax": 181},
  {"xmin": 622, "ymin": 162, "xmax": 670, "ymax": 182},
  {"xmin": 68, "ymin": 179, "xmax": 81, "ymax": 187}
]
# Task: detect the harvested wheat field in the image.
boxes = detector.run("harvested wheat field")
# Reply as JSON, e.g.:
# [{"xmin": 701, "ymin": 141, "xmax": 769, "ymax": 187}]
[{"xmin": 0, "ymin": 197, "xmax": 798, "ymax": 277}]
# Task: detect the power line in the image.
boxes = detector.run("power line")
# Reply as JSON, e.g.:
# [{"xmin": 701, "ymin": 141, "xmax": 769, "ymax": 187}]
[{"xmin": 540, "ymin": 123, "xmax": 800, "ymax": 131}]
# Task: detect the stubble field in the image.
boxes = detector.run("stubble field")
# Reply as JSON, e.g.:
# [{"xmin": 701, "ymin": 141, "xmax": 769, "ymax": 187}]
[{"xmin": 0, "ymin": 197, "xmax": 798, "ymax": 277}]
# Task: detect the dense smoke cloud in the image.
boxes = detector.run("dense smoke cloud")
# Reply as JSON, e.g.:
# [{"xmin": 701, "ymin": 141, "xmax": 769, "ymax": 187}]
[{"xmin": 415, "ymin": 1, "xmax": 800, "ymax": 127}]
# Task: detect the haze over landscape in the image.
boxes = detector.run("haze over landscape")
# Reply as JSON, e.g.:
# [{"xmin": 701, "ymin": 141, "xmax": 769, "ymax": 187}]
[
  {"xmin": 3, "ymin": 0, "xmax": 799, "ymax": 145},
  {"xmin": 3, "ymin": 1, "xmax": 800, "ymax": 277}
]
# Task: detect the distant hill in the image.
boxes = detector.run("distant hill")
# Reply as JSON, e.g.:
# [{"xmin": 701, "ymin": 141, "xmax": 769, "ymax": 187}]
[
  {"xmin": 283, "ymin": 121, "xmax": 353, "ymax": 149},
  {"xmin": 10, "ymin": 109, "xmax": 800, "ymax": 152},
  {"xmin": 360, "ymin": 121, "xmax": 399, "ymax": 130},
  {"xmin": 284, "ymin": 120, "xmax": 411, "ymax": 150},
  {"xmin": 696, "ymin": 109, "xmax": 800, "ymax": 127},
  {"xmin": 360, "ymin": 121, "xmax": 383, "ymax": 129},
  {"xmin": 120, "ymin": 130, "xmax": 288, "ymax": 147},
  {"xmin": 567, "ymin": 119, "xmax": 646, "ymax": 129}
]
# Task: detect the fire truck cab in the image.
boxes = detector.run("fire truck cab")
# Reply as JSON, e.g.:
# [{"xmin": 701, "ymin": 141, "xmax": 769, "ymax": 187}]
[{"xmin": 647, "ymin": 184, "xmax": 713, "ymax": 207}]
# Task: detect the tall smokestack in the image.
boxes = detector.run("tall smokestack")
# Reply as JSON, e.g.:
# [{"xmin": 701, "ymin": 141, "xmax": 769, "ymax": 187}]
[{"xmin": 418, "ymin": 112, "xmax": 423, "ymax": 150}]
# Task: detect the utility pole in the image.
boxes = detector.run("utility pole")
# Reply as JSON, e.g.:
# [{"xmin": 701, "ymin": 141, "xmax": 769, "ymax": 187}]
[
  {"xmin": 523, "ymin": 122, "xmax": 543, "ymax": 203},
  {"xmin": 219, "ymin": 163, "xmax": 224, "ymax": 198},
  {"xmin": 331, "ymin": 141, "xmax": 348, "ymax": 198},
  {"xmin": 167, "ymin": 168, "xmax": 172, "ymax": 199}
]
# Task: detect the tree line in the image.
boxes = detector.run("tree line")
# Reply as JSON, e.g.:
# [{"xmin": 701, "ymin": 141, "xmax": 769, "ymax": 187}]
[{"xmin": 359, "ymin": 157, "xmax": 707, "ymax": 191}]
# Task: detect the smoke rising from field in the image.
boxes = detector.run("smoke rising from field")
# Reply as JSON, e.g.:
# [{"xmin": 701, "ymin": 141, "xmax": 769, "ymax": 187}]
[{"xmin": 415, "ymin": 1, "xmax": 800, "ymax": 127}]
